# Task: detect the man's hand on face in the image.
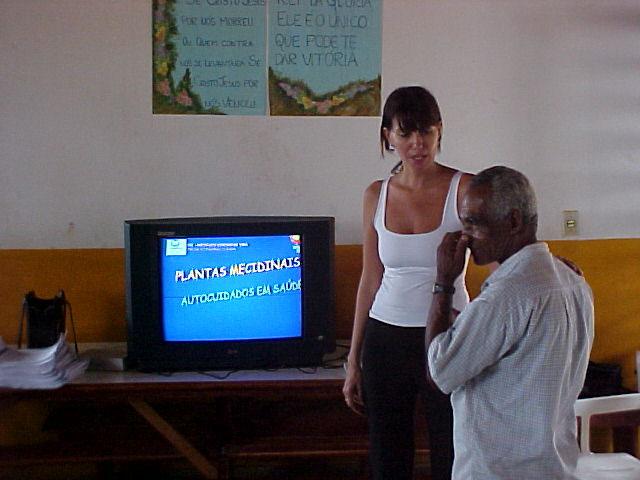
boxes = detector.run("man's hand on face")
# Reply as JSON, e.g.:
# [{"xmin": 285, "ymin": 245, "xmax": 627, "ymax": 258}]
[{"xmin": 436, "ymin": 231, "xmax": 470, "ymax": 286}]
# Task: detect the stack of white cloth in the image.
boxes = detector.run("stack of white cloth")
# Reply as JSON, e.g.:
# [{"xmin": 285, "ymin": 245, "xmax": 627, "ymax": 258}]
[{"xmin": 0, "ymin": 334, "xmax": 88, "ymax": 389}]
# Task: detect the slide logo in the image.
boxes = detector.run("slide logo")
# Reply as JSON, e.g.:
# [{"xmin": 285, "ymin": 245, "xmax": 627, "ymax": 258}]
[{"xmin": 166, "ymin": 239, "xmax": 188, "ymax": 256}]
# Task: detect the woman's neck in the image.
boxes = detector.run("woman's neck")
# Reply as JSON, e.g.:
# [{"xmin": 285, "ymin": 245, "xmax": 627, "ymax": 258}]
[{"xmin": 395, "ymin": 161, "xmax": 447, "ymax": 188}]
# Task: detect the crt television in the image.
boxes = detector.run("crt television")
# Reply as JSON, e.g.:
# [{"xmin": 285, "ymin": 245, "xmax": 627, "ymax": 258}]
[{"xmin": 124, "ymin": 216, "xmax": 335, "ymax": 372}]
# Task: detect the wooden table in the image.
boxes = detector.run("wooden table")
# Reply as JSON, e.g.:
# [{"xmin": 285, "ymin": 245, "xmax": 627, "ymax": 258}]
[
  {"xmin": 1, "ymin": 366, "xmax": 361, "ymax": 479},
  {"xmin": 7, "ymin": 369, "xmax": 634, "ymax": 479}
]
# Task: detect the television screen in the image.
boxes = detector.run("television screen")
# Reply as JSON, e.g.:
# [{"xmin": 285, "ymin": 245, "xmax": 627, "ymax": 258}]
[
  {"xmin": 124, "ymin": 216, "xmax": 335, "ymax": 372},
  {"xmin": 160, "ymin": 234, "xmax": 303, "ymax": 342}
]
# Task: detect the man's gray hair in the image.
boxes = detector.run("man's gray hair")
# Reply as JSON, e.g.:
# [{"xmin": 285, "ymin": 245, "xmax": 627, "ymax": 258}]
[{"xmin": 471, "ymin": 166, "xmax": 538, "ymax": 227}]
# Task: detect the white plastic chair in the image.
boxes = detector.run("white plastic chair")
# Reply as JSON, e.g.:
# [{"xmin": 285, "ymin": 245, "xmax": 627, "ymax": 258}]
[{"xmin": 575, "ymin": 393, "xmax": 640, "ymax": 479}]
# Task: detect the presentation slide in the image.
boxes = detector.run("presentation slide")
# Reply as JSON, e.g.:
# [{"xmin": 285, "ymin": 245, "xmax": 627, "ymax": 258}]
[{"xmin": 160, "ymin": 234, "xmax": 302, "ymax": 341}]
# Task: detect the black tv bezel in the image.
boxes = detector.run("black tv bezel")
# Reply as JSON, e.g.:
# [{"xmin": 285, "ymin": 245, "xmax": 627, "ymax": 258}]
[{"xmin": 124, "ymin": 216, "xmax": 335, "ymax": 372}]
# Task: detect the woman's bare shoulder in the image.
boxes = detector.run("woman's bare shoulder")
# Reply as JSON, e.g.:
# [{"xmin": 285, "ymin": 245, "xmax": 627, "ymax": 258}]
[
  {"xmin": 456, "ymin": 171, "xmax": 474, "ymax": 215},
  {"xmin": 458, "ymin": 171, "xmax": 474, "ymax": 190},
  {"xmin": 362, "ymin": 180, "xmax": 384, "ymax": 220},
  {"xmin": 364, "ymin": 179, "xmax": 384, "ymax": 199}
]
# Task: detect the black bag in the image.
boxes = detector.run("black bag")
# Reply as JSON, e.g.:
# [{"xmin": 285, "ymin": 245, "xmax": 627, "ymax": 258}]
[
  {"xmin": 579, "ymin": 360, "xmax": 632, "ymax": 398},
  {"xmin": 17, "ymin": 290, "xmax": 78, "ymax": 353}
]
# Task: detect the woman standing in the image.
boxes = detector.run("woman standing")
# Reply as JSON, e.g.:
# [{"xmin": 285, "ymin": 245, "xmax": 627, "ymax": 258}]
[{"xmin": 343, "ymin": 86, "xmax": 471, "ymax": 480}]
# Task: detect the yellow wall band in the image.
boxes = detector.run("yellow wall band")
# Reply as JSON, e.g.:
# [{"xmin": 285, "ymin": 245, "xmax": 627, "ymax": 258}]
[{"xmin": 1, "ymin": 239, "xmax": 638, "ymax": 388}]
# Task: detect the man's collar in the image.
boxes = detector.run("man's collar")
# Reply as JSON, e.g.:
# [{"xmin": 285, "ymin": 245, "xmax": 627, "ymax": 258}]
[{"xmin": 481, "ymin": 242, "xmax": 549, "ymax": 291}]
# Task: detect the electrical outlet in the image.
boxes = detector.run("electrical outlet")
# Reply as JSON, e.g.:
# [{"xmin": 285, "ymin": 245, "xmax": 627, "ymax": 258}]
[{"xmin": 563, "ymin": 210, "xmax": 578, "ymax": 236}]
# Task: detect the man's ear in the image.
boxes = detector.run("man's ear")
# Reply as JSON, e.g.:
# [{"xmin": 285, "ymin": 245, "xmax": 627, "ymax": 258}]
[{"xmin": 508, "ymin": 209, "xmax": 525, "ymax": 234}]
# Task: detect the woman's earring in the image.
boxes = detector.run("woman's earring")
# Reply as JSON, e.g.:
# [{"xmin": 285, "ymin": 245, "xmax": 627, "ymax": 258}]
[{"xmin": 389, "ymin": 144, "xmax": 396, "ymax": 151}]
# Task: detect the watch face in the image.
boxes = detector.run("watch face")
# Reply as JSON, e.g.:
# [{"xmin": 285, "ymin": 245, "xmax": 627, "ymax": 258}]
[{"xmin": 433, "ymin": 283, "xmax": 455, "ymax": 294}]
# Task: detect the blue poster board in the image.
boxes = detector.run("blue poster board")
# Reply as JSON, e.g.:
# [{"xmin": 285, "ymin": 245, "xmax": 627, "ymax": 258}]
[
  {"xmin": 152, "ymin": 0, "xmax": 381, "ymax": 116},
  {"xmin": 153, "ymin": 0, "xmax": 267, "ymax": 115},
  {"xmin": 268, "ymin": 0, "xmax": 381, "ymax": 116}
]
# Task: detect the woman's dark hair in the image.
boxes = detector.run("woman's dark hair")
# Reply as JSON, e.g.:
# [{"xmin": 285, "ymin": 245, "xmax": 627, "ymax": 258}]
[{"xmin": 380, "ymin": 86, "xmax": 443, "ymax": 156}]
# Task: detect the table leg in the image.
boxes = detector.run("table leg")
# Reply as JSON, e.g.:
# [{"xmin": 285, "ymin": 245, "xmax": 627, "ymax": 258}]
[{"xmin": 129, "ymin": 399, "xmax": 218, "ymax": 479}]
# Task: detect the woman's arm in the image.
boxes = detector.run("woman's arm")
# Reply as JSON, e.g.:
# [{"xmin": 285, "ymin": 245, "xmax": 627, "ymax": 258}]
[{"xmin": 343, "ymin": 181, "xmax": 384, "ymax": 415}]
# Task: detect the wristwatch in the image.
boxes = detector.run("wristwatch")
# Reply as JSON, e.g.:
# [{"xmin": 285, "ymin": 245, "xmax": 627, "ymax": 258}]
[{"xmin": 432, "ymin": 282, "xmax": 455, "ymax": 295}]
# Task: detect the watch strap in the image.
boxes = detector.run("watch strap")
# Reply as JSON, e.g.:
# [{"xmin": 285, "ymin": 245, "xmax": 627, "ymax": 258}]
[{"xmin": 432, "ymin": 282, "xmax": 455, "ymax": 295}]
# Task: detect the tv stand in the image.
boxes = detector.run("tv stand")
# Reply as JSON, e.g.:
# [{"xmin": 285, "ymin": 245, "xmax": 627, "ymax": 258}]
[{"xmin": 0, "ymin": 365, "xmax": 386, "ymax": 479}]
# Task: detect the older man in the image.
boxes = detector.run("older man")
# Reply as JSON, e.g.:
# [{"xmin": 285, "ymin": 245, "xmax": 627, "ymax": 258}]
[{"xmin": 426, "ymin": 166, "xmax": 594, "ymax": 479}]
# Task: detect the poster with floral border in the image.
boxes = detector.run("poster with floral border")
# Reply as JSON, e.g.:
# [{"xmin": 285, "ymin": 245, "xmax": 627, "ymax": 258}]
[
  {"xmin": 268, "ymin": 1, "xmax": 381, "ymax": 116},
  {"xmin": 152, "ymin": 0, "xmax": 381, "ymax": 116},
  {"xmin": 153, "ymin": 0, "xmax": 267, "ymax": 115}
]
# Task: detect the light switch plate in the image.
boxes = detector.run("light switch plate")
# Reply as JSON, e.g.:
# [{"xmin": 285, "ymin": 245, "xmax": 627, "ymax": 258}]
[{"xmin": 563, "ymin": 210, "xmax": 578, "ymax": 236}]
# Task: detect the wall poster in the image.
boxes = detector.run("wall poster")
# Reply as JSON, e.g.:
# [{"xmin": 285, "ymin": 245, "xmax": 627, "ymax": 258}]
[
  {"xmin": 152, "ymin": 0, "xmax": 381, "ymax": 116},
  {"xmin": 269, "ymin": 0, "xmax": 381, "ymax": 116},
  {"xmin": 153, "ymin": 0, "xmax": 267, "ymax": 115}
]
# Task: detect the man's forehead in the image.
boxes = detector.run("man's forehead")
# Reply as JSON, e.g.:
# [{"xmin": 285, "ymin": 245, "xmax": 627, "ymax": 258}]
[{"xmin": 461, "ymin": 185, "xmax": 490, "ymax": 213}]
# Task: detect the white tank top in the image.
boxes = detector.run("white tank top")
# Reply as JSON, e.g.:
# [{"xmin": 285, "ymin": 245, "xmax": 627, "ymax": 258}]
[{"xmin": 369, "ymin": 171, "xmax": 470, "ymax": 327}]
